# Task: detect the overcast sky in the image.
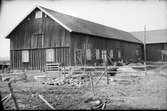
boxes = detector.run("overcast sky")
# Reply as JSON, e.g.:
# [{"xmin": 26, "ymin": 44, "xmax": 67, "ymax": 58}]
[{"xmin": 0, "ymin": 0, "xmax": 167, "ymax": 59}]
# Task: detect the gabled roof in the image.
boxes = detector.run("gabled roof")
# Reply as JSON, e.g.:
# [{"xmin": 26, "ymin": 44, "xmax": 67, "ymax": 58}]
[
  {"xmin": 6, "ymin": 5, "xmax": 142, "ymax": 44},
  {"xmin": 131, "ymin": 29, "xmax": 167, "ymax": 44}
]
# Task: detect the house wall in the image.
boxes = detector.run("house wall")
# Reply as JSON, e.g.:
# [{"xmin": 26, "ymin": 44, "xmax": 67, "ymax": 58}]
[
  {"xmin": 70, "ymin": 33, "xmax": 143, "ymax": 66},
  {"xmin": 9, "ymin": 9, "xmax": 71, "ymax": 70}
]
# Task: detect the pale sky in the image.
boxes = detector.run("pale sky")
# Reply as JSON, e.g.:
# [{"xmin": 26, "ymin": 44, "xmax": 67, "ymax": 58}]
[{"xmin": 0, "ymin": 0, "xmax": 167, "ymax": 59}]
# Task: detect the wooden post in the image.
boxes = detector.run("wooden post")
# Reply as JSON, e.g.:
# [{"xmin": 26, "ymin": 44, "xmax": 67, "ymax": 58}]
[
  {"xmin": 105, "ymin": 60, "xmax": 109, "ymax": 85},
  {"xmin": 8, "ymin": 82, "xmax": 19, "ymax": 110},
  {"xmin": 144, "ymin": 25, "xmax": 147, "ymax": 76},
  {"xmin": 89, "ymin": 72, "xmax": 95, "ymax": 96},
  {"xmin": 107, "ymin": 71, "xmax": 109, "ymax": 85}
]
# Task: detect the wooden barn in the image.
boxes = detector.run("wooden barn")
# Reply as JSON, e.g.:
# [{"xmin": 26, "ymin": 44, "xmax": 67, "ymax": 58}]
[
  {"xmin": 6, "ymin": 5, "xmax": 143, "ymax": 70},
  {"xmin": 132, "ymin": 29, "xmax": 167, "ymax": 61}
]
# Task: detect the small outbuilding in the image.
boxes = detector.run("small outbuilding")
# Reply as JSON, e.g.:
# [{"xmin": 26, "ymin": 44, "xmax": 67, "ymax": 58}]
[
  {"xmin": 132, "ymin": 29, "xmax": 167, "ymax": 61},
  {"xmin": 6, "ymin": 5, "xmax": 143, "ymax": 70}
]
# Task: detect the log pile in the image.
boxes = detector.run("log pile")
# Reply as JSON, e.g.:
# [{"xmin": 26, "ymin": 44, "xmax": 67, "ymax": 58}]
[{"xmin": 42, "ymin": 76, "xmax": 89, "ymax": 87}]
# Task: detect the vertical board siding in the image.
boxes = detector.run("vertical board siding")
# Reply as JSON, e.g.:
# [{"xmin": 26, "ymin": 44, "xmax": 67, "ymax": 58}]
[
  {"xmin": 9, "ymin": 9, "xmax": 71, "ymax": 70},
  {"xmin": 10, "ymin": 9, "xmax": 70, "ymax": 50},
  {"xmin": 10, "ymin": 48, "xmax": 70, "ymax": 70},
  {"xmin": 71, "ymin": 33, "xmax": 143, "ymax": 66},
  {"xmin": 146, "ymin": 43, "xmax": 167, "ymax": 61}
]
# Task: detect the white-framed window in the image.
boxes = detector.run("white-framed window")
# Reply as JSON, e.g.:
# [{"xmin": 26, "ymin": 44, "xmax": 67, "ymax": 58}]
[
  {"xmin": 46, "ymin": 49, "xmax": 54, "ymax": 62},
  {"xmin": 118, "ymin": 50, "xmax": 121, "ymax": 58},
  {"xmin": 101, "ymin": 50, "xmax": 107, "ymax": 61},
  {"xmin": 96, "ymin": 49, "xmax": 100, "ymax": 60},
  {"xmin": 35, "ymin": 11, "xmax": 42, "ymax": 19},
  {"xmin": 22, "ymin": 50, "xmax": 29, "ymax": 62},
  {"xmin": 86, "ymin": 49, "xmax": 91, "ymax": 60},
  {"xmin": 110, "ymin": 49, "xmax": 114, "ymax": 58}
]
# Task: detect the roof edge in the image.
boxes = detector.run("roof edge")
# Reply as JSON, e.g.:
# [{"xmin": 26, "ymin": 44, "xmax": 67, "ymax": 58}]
[
  {"xmin": 37, "ymin": 5, "xmax": 72, "ymax": 32},
  {"xmin": 6, "ymin": 4, "xmax": 72, "ymax": 39},
  {"xmin": 6, "ymin": 5, "xmax": 37, "ymax": 38}
]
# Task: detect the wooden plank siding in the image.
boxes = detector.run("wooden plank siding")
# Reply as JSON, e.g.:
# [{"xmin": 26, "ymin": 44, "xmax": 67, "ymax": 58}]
[
  {"xmin": 9, "ymin": 9, "xmax": 71, "ymax": 70},
  {"xmin": 8, "ymin": 8, "xmax": 143, "ymax": 70},
  {"xmin": 70, "ymin": 33, "xmax": 143, "ymax": 66},
  {"xmin": 146, "ymin": 43, "xmax": 167, "ymax": 61},
  {"xmin": 10, "ymin": 48, "xmax": 70, "ymax": 70}
]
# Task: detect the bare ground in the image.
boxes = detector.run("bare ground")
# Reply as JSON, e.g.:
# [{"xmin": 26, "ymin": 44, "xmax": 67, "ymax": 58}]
[{"xmin": 0, "ymin": 65, "xmax": 167, "ymax": 110}]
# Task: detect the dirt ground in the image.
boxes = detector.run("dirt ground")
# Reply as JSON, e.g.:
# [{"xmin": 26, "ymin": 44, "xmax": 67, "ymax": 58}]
[{"xmin": 0, "ymin": 65, "xmax": 167, "ymax": 110}]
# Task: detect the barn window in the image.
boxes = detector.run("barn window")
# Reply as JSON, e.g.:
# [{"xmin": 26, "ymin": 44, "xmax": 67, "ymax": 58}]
[
  {"xmin": 22, "ymin": 50, "xmax": 29, "ymax": 62},
  {"xmin": 35, "ymin": 11, "xmax": 42, "ymax": 19},
  {"xmin": 86, "ymin": 49, "xmax": 91, "ymax": 60},
  {"xmin": 110, "ymin": 49, "xmax": 114, "ymax": 58},
  {"xmin": 136, "ymin": 50, "xmax": 139, "ymax": 56},
  {"xmin": 102, "ymin": 50, "xmax": 107, "ymax": 61},
  {"xmin": 118, "ymin": 50, "xmax": 121, "ymax": 58},
  {"xmin": 96, "ymin": 49, "xmax": 100, "ymax": 60},
  {"xmin": 46, "ymin": 49, "xmax": 54, "ymax": 62}
]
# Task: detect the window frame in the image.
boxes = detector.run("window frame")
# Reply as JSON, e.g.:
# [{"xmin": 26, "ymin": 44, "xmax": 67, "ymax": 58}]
[
  {"xmin": 46, "ymin": 49, "xmax": 55, "ymax": 62},
  {"xmin": 110, "ymin": 49, "xmax": 114, "ymax": 58},
  {"xmin": 101, "ymin": 50, "xmax": 107, "ymax": 61},
  {"xmin": 118, "ymin": 49, "xmax": 121, "ymax": 58},
  {"xmin": 96, "ymin": 49, "xmax": 100, "ymax": 60},
  {"xmin": 35, "ymin": 11, "xmax": 43, "ymax": 19},
  {"xmin": 86, "ymin": 49, "xmax": 92, "ymax": 60},
  {"xmin": 22, "ymin": 50, "xmax": 29, "ymax": 62}
]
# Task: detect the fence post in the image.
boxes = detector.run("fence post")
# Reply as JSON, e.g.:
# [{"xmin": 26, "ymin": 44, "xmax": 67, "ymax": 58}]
[
  {"xmin": 8, "ymin": 82, "xmax": 19, "ymax": 110},
  {"xmin": 89, "ymin": 72, "xmax": 95, "ymax": 96},
  {"xmin": 107, "ymin": 72, "xmax": 109, "ymax": 85},
  {"xmin": 105, "ymin": 66, "xmax": 109, "ymax": 85}
]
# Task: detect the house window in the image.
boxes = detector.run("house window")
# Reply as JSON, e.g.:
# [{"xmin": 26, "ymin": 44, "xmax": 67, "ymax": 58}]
[
  {"xmin": 22, "ymin": 50, "xmax": 29, "ymax": 62},
  {"xmin": 96, "ymin": 49, "xmax": 100, "ymax": 60},
  {"xmin": 118, "ymin": 50, "xmax": 121, "ymax": 58},
  {"xmin": 110, "ymin": 49, "xmax": 114, "ymax": 58},
  {"xmin": 35, "ymin": 11, "xmax": 42, "ymax": 19},
  {"xmin": 102, "ymin": 50, "xmax": 107, "ymax": 61},
  {"xmin": 46, "ymin": 49, "xmax": 54, "ymax": 62},
  {"xmin": 86, "ymin": 49, "xmax": 91, "ymax": 60}
]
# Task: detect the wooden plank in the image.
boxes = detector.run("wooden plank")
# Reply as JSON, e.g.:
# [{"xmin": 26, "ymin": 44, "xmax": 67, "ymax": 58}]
[
  {"xmin": 63, "ymin": 48, "xmax": 65, "ymax": 64},
  {"xmin": 1, "ymin": 94, "xmax": 11, "ymax": 102},
  {"xmin": 55, "ymin": 48, "xmax": 58, "ymax": 63},
  {"xmin": 29, "ymin": 50, "xmax": 32, "ymax": 70},
  {"xmin": 38, "ymin": 94, "xmax": 55, "ymax": 110},
  {"xmin": 16, "ymin": 51, "xmax": 19, "ymax": 69},
  {"xmin": 32, "ymin": 50, "xmax": 35, "ymax": 70}
]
